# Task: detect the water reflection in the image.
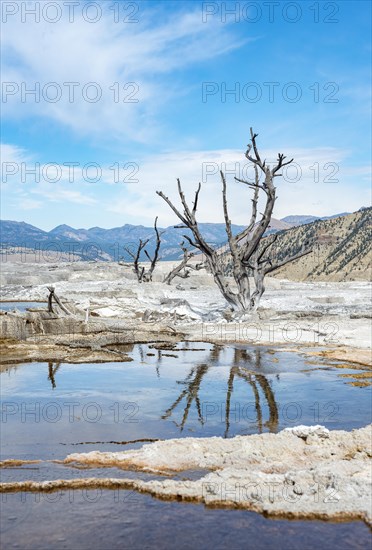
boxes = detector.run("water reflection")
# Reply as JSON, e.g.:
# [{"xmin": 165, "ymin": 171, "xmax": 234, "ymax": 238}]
[
  {"xmin": 162, "ymin": 345, "xmax": 279, "ymax": 437},
  {"xmin": 1, "ymin": 344, "xmax": 371, "ymax": 456},
  {"xmin": 41, "ymin": 345, "xmax": 280, "ymax": 436},
  {"xmin": 47, "ymin": 362, "xmax": 60, "ymax": 389}
]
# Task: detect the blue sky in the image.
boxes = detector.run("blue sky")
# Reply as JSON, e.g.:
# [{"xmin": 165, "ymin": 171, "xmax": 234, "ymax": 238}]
[{"xmin": 1, "ymin": 0, "xmax": 371, "ymax": 229}]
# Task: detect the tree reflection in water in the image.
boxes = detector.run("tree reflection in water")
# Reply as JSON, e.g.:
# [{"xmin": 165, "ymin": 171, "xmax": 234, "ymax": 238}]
[
  {"xmin": 44, "ymin": 345, "xmax": 279, "ymax": 436},
  {"xmin": 47, "ymin": 362, "xmax": 60, "ymax": 389},
  {"xmin": 162, "ymin": 345, "xmax": 278, "ymax": 437}
]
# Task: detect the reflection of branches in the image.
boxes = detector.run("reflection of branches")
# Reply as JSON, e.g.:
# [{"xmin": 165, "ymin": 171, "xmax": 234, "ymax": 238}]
[
  {"xmin": 224, "ymin": 368, "xmax": 235, "ymax": 438},
  {"xmin": 162, "ymin": 368, "xmax": 196, "ymax": 421},
  {"xmin": 138, "ymin": 345, "xmax": 144, "ymax": 362},
  {"xmin": 210, "ymin": 344, "xmax": 223, "ymax": 363},
  {"xmin": 256, "ymin": 375, "xmax": 278, "ymax": 430},
  {"xmin": 162, "ymin": 346, "xmax": 279, "ymax": 437},
  {"xmin": 221, "ymin": 348, "xmax": 265, "ymax": 437},
  {"xmin": 235, "ymin": 368, "xmax": 278, "ymax": 433},
  {"xmin": 230, "ymin": 348, "xmax": 278, "ymax": 433},
  {"xmin": 249, "ymin": 375, "xmax": 263, "ymax": 433},
  {"xmin": 47, "ymin": 362, "xmax": 60, "ymax": 389},
  {"xmin": 162, "ymin": 365, "xmax": 209, "ymax": 431}
]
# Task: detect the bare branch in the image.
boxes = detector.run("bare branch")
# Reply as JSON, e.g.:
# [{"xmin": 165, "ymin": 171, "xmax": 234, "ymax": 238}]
[
  {"xmin": 257, "ymin": 233, "xmax": 278, "ymax": 263},
  {"xmin": 244, "ymin": 128, "xmax": 266, "ymax": 173},
  {"xmin": 182, "ymin": 234, "xmax": 199, "ymax": 250},
  {"xmin": 192, "ymin": 183, "xmax": 201, "ymax": 217},
  {"xmin": 177, "ymin": 179, "xmax": 194, "ymax": 224},
  {"xmin": 47, "ymin": 286, "xmax": 71, "ymax": 315},
  {"xmin": 272, "ymin": 153, "xmax": 294, "ymax": 175},
  {"xmin": 234, "ymin": 176, "xmax": 268, "ymax": 194},
  {"xmin": 234, "ymin": 165, "xmax": 261, "ymax": 248},
  {"xmin": 156, "ymin": 188, "xmax": 188, "ymax": 226},
  {"xmin": 264, "ymin": 246, "xmax": 313, "ymax": 274},
  {"xmin": 146, "ymin": 216, "xmax": 162, "ymax": 279},
  {"xmin": 123, "ymin": 247, "xmax": 136, "ymax": 260},
  {"xmin": 163, "ymin": 241, "xmax": 195, "ymax": 285},
  {"xmin": 221, "ymin": 170, "xmax": 239, "ymax": 263}
]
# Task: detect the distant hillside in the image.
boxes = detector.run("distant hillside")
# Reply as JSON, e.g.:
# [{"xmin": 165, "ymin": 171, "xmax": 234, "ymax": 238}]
[
  {"xmin": 281, "ymin": 215, "xmax": 321, "ymax": 225},
  {"xmin": 264, "ymin": 218, "xmax": 293, "ymax": 233},
  {"xmin": 0, "ymin": 220, "xmax": 246, "ymax": 262},
  {"xmin": 281, "ymin": 212, "xmax": 350, "ymax": 227},
  {"xmin": 263, "ymin": 208, "xmax": 371, "ymax": 281},
  {"xmin": 1, "ymin": 209, "xmax": 368, "ymax": 277},
  {"xmin": 0, "ymin": 220, "xmax": 103, "ymax": 260}
]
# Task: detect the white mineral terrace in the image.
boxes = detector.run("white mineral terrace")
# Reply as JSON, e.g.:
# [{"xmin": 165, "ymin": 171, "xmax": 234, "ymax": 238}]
[
  {"xmin": 1, "ymin": 261, "xmax": 371, "ymax": 355},
  {"xmin": 2, "ymin": 425, "xmax": 371, "ymax": 526}
]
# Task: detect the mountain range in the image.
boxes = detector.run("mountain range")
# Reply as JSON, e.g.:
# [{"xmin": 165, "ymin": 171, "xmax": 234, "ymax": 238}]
[
  {"xmin": 0, "ymin": 210, "xmax": 365, "ymax": 262},
  {"xmin": 0, "ymin": 220, "xmax": 246, "ymax": 261}
]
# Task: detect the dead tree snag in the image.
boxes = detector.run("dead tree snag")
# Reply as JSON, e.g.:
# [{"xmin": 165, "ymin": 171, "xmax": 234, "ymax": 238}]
[
  {"xmin": 124, "ymin": 217, "xmax": 162, "ymax": 282},
  {"xmin": 157, "ymin": 128, "xmax": 311, "ymax": 313}
]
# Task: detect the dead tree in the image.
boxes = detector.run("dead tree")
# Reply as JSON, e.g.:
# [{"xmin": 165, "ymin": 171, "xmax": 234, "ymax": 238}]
[
  {"xmin": 47, "ymin": 286, "xmax": 71, "ymax": 315},
  {"xmin": 157, "ymin": 128, "xmax": 311, "ymax": 313},
  {"xmin": 124, "ymin": 217, "xmax": 162, "ymax": 282},
  {"xmin": 124, "ymin": 239, "xmax": 148, "ymax": 282},
  {"xmin": 163, "ymin": 241, "xmax": 204, "ymax": 285}
]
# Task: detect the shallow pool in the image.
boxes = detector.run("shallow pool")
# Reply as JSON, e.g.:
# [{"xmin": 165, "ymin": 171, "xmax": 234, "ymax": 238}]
[
  {"xmin": 0, "ymin": 301, "xmax": 47, "ymax": 312},
  {"xmin": 1, "ymin": 342, "xmax": 371, "ymax": 548}
]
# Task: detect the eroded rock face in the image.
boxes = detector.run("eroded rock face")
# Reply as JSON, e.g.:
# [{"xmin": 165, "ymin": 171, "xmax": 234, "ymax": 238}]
[{"xmin": 54, "ymin": 424, "xmax": 368, "ymax": 525}]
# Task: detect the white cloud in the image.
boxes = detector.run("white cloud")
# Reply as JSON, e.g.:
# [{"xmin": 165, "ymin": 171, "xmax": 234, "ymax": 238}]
[
  {"xmin": 108, "ymin": 146, "xmax": 371, "ymax": 224},
  {"xmin": 1, "ymin": 142, "xmax": 98, "ymax": 206},
  {"xmin": 32, "ymin": 186, "xmax": 97, "ymax": 206},
  {"xmin": 2, "ymin": 142, "xmax": 370, "ymax": 226},
  {"xmin": 18, "ymin": 198, "xmax": 42, "ymax": 210},
  {"xmin": 0, "ymin": 143, "xmax": 32, "ymax": 164},
  {"xmin": 1, "ymin": 4, "xmax": 247, "ymax": 144}
]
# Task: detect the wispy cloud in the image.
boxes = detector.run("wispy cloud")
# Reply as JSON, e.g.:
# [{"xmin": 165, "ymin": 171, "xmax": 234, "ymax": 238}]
[
  {"xmin": 17, "ymin": 198, "xmax": 42, "ymax": 210},
  {"xmin": 1, "ymin": 4, "xmax": 247, "ymax": 145},
  {"xmin": 2, "ymin": 141, "xmax": 370, "ymax": 228},
  {"xmin": 1, "ymin": 143, "xmax": 98, "ymax": 206},
  {"xmin": 108, "ymin": 147, "xmax": 371, "ymax": 224}
]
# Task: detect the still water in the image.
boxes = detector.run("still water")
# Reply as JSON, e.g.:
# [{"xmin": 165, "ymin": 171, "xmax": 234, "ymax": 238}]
[
  {"xmin": 1, "ymin": 342, "xmax": 371, "ymax": 549},
  {"xmin": 0, "ymin": 301, "xmax": 47, "ymax": 312}
]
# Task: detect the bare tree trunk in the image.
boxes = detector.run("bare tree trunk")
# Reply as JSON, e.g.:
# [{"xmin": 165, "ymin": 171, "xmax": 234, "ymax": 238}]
[
  {"xmin": 47, "ymin": 287, "xmax": 71, "ymax": 315},
  {"xmin": 143, "ymin": 217, "xmax": 162, "ymax": 282},
  {"xmin": 248, "ymin": 235, "xmax": 313, "ymax": 309},
  {"xmin": 47, "ymin": 288, "xmax": 54, "ymax": 313}
]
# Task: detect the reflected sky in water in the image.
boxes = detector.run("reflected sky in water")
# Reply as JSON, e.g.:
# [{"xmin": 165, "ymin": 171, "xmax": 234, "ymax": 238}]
[
  {"xmin": 0, "ymin": 301, "xmax": 47, "ymax": 312},
  {"xmin": 1, "ymin": 343, "xmax": 371, "ymax": 549},
  {"xmin": 1, "ymin": 342, "xmax": 371, "ymax": 462}
]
